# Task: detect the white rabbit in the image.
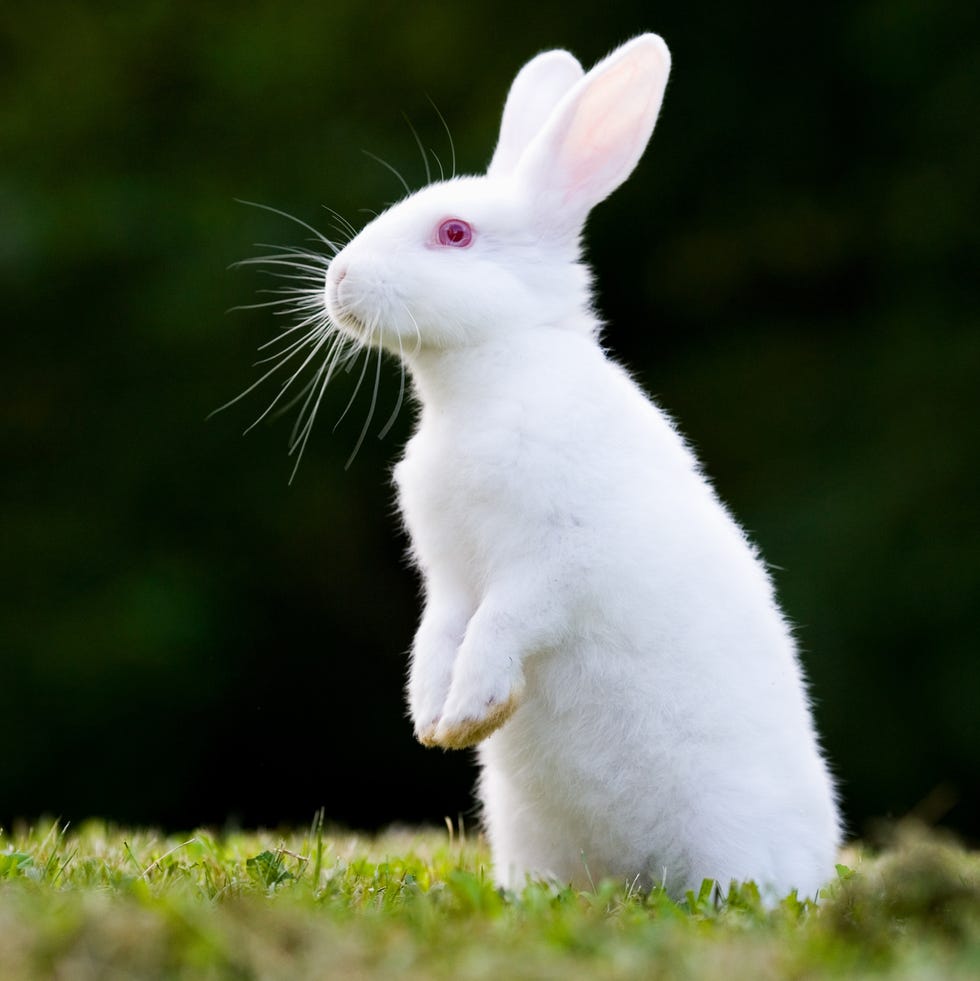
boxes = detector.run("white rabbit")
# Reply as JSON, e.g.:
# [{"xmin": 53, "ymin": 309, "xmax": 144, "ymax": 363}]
[{"xmin": 321, "ymin": 33, "xmax": 841, "ymax": 899}]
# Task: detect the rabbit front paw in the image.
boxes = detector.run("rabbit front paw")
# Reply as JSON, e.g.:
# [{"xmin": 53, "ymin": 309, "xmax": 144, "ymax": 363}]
[
  {"xmin": 432, "ymin": 658, "xmax": 526, "ymax": 749},
  {"xmin": 409, "ymin": 661, "xmax": 455, "ymax": 747},
  {"xmin": 408, "ymin": 605, "xmax": 471, "ymax": 746}
]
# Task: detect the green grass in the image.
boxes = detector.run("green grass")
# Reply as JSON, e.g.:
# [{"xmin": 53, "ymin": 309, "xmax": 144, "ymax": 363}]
[{"xmin": 1, "ymin": 817, "xmax": 977, "ymax": 979}]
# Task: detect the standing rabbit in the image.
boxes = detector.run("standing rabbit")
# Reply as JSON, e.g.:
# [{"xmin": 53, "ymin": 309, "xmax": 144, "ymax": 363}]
[{"xmin": 312, "ymin": 33, "xmax": 840, "ymax": 898}]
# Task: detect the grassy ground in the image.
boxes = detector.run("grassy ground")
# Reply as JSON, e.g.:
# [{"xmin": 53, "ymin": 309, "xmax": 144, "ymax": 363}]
[{"xmin": 1, "ymin": 817, "xmax": 977, "ymax": 980}]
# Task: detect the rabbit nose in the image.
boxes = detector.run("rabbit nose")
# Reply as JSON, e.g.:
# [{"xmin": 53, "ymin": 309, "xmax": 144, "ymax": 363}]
[{"xmin": 326, "ymin": 262, "xmax": 348, "ymax": 309}]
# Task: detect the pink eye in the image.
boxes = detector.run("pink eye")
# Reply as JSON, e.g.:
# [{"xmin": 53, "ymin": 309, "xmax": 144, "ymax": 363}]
[{"xmin": 437, "ymin": 218, "xmax": 473, "ymax": 248}]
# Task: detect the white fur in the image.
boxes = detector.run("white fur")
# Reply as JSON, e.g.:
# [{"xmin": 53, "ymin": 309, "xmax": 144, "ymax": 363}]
[{"xmin": 324, "ymin": 33, "xmax": 841, "ymax": 899}]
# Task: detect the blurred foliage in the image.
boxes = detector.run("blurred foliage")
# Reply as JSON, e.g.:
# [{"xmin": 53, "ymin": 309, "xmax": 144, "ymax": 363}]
[{"xmin": 1, "ymin": 1, "xmax": 977, "ymax": 837}]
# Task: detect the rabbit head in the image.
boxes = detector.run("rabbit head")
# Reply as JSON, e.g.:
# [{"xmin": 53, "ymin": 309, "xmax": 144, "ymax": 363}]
[{"xmin": 324, "ymin": 34, "xmax": 671, "ymax": 355}]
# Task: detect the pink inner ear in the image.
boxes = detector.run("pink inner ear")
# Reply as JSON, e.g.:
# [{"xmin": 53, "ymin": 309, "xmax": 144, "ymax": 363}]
[{"xmin": 557, "ymin": 55, "xmax": 659, "ymax": 205}]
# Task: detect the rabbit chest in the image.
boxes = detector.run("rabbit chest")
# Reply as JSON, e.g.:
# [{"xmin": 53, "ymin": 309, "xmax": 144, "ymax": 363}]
[{"xmin": 394, "ymin": 412, "xmax": 565, "ymax": 595}]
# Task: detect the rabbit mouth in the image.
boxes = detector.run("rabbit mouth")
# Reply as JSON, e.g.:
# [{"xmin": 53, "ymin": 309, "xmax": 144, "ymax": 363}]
[{"xmin": 330, "ymin": 306, "xmax": 370, "ymax": 343}]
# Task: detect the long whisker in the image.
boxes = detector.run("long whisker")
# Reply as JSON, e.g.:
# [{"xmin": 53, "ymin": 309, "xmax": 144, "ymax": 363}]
[
  {"xmin": 403, "ymin": 113, "xmax": 432, "ymax": 185},
  {"xmin": 287, "ymin": 346, "xmax": 331, "ymax": 441},
  {"xmin": 402, "ymin": 302, "xmax": 423, "ymax": 358},
  {"xmin": 327, "ymin": 223, "xmax": 353, "ymax": 243},
  {"xmin": 427, "ymin": 97, "xmax": 456, "ymax": 179},
  {"xmin": 208, "ymin": 326, "xmax": 323, "ymax": 419},
  {"xmin": 286, "ymin": 329, "xmax": 363, "ymax": 483},
  {"xmin": 224, "ymin": 197, "xmax": 404, "ymax": 479},
  {"xmin": 235, "ymin": 199, "xmax": 339, "ymax": 250},
  {"xmin": 322, "ymin": 206, "xmax": 359, "ymax": 238},
  {"xmin": 361, "ymin": 150, "xmax": 412, "ymax": 197},
  {"xmin": 289, "ymin": 333, "xmax": 359, "ymax": 449},
  {"xmin": 229, "ymin": 290, "xmax": 322, "ymax": 314},
  {"xmin": 253, "ymin": 303, "xmax": 324, "ymax": 338},
  {"xmin": 253, "ymin": 290, "xmax": 327, "ymax": 316},
  {"xmin": 257, "ymin": 301, "xmax": 327, "ymax": 327},
  {"xmin": 253, "ymin": 320, "xmax": 324, "ymax": 364},
  {"xmin": 234, "ymin": 256, "xmax": 326, "ymax": 277},
  {"xmin": 288, "ymin": 365, "xmax": 332, "ymax": 484},
  {"xmin": 345, "ymin": 327, "xmax": 384, "ymax": 469},
  {"xmin": 252, "ymin": 260, "xmax": 331, "ymax": 279},
  {"xmin": 252, "ymin": 242, "xmax": 333, "ymax": 262},
  {"xmin": 333, "ymin": 334, "xmax": 374, "ymax": 432},
  {"xmin": 429, "ymin": 147, "xmax": 445, "ymax": 182},
  {"xmin": 243, "ymin": 327, "xmax": 336, "ymax": 434},
  {"xmin": 378, "ymin": 330, "xmax": 406, "ymax": 440},
  {"xmin": 272, "ymin": 371, "xmax": 319, "ymax": 422},
  {"xmin": 287, "ymin": 336, "xmax": 344, "ymax": 444}
]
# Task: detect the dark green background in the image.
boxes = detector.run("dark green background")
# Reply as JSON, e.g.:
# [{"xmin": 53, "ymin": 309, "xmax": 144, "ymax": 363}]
[{"xmin": 2, "ymin": 1, "xmax": 977, "ymax": 840}]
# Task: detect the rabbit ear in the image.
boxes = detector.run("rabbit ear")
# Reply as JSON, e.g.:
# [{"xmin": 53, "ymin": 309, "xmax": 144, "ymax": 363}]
[
  {"xmin": 515, "ymin": 34, "xmax": 671, "ymax": 237},
  {"xmin": 487, "ymin": 49, "xmax": 584, "ymax": 177}
]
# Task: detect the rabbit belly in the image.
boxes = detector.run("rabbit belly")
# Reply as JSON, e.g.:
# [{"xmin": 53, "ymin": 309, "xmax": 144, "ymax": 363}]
[
  {"xmin": 402, "ymin": 458, "xmax": 842, "ymax": 898},
  {"xmin": 476, "ymin": 631, "xmax": 840, "ymax": 899}
]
